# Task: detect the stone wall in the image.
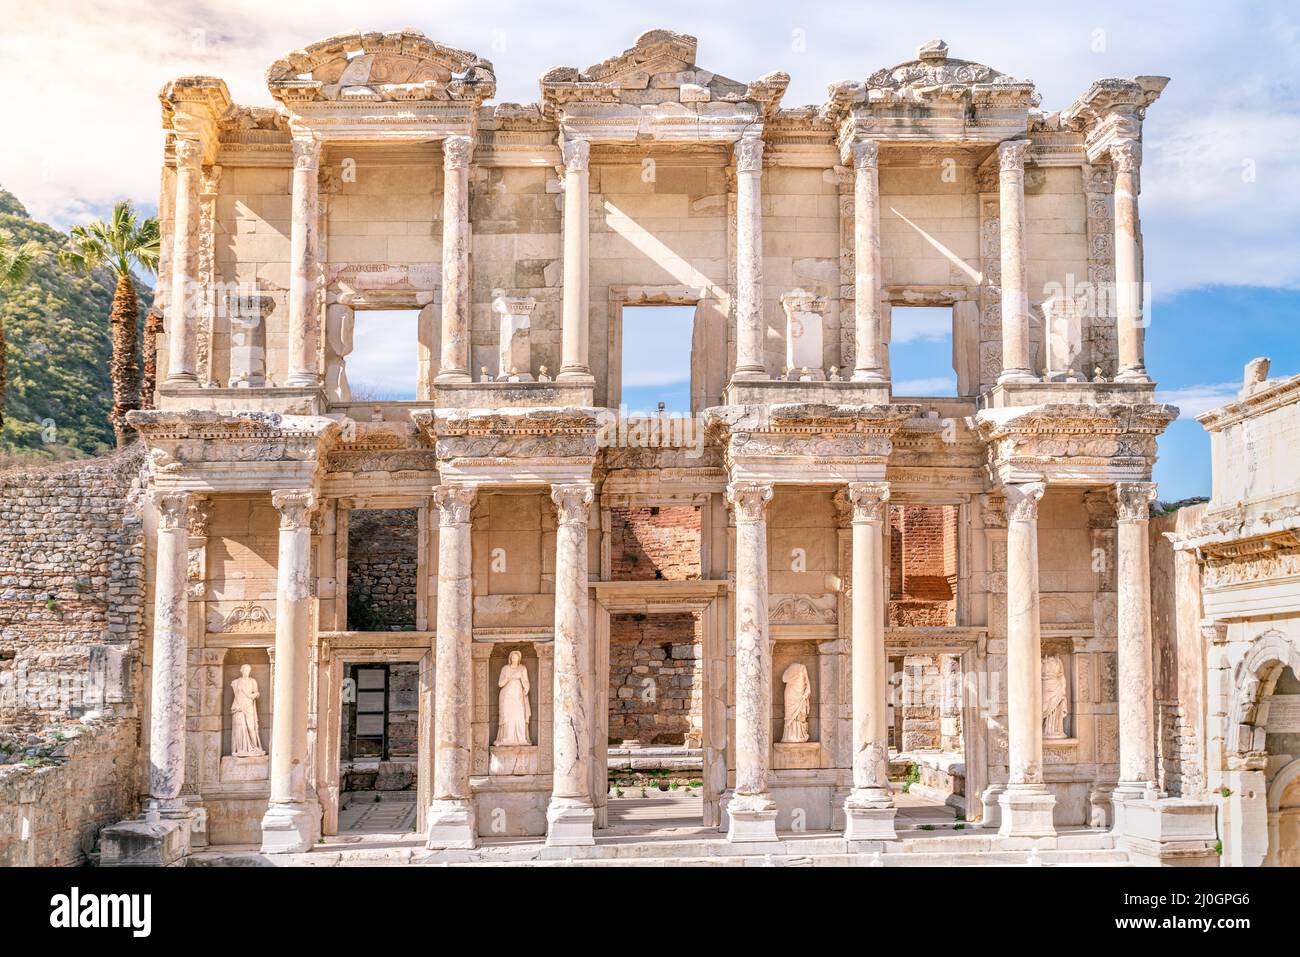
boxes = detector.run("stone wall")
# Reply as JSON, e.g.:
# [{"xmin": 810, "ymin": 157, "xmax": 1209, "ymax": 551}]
[
  {"xmin": 347, "ymin": 508, "xmax": 418, "ymax": 630},
  {"xmin": 610, "ymin": 505, "xmax": 701, "ymax": 581},
  {"xmin": 889, "ymin": 504, "xmax": 957, "ymax": 626},
  {"xmin": 608, "ymin": 612, "xmax": 702, "ymax": 745}
]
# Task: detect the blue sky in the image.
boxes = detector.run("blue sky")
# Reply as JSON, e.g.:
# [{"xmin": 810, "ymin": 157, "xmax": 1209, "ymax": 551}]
[{"xmin": 2, "ymin": 1, "xmax": 1296, "ymax": 500}]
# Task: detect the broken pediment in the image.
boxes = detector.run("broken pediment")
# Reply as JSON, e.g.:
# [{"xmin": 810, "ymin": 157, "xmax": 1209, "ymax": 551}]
[{"xmin": 266, "ymin": 29, "xmax": 496, "ymax": 104}]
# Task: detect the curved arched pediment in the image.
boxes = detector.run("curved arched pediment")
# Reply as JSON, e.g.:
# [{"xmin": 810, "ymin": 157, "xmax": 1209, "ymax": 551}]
[
  {"xmin": 1227, "ymin": 629, "xmax": 1300, "ymax": 755},
  {"xmin": 866, "ymin": 39, "xmax": 1029, "ymax": 94}
]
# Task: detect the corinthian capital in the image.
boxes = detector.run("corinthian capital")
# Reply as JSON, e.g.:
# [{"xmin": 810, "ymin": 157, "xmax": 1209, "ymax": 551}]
[
  {"xmin": 173, "ymin": 136, "xmax": 203, "ymax": 169},
  {"xmin": 443, "ymin": 135, "xmax": 474, "ymax": 171},
  {"xmin": 551, "ymin": 482, "xmax": 594, "ymax": 525},
  {"xmin": 153, "ymin": 491, "xmax": 192, "ymax": 531},
  {"xmin": 1115, "ymin": 481, "xmax": 1157, "ymax": 522},
  {"xmin": 847, "ymin": 482, "xmax": 890, "ymax": 523},
  {"xmin": 272, "ymin": 489, "xmax": 317, "ymax": 529},
  {"xmin": 998, "ymin": 139, "xmax": 1031, "ymax": 172},
  {"xmin": 846, "ymin": 139, "xmax": 879, "ymax": 170},
  {"xmin": 726, "ymin": 481, "xmax": 773, "ymax": 523},
  {"xmin": 560, "ymin": 137, "xmax": 590, "ymax": 174},
  {"xmin": 734, "ymin": 133, "xmax": 764, "ymax": 174},
  {"xmin": 1109, "ymin": 140, "xmax": 1142, "ymax": 173},
  {"xmin": 433, "ymin": 484, "xmax": 477, "ymax": 526},
  {"xmin": 291, "ymin": 136, "xmax": 321, "ymax": 172},
  {"xmin": 1003, "ymin": 481, "xmax": 1046, "ymax": 523}
]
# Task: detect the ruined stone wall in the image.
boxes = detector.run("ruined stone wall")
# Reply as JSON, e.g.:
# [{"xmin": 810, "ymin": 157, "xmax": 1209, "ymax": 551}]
[
  {"xmin": 347, "ymin": 508, "xmax": 419, "ymax": 630},
  {"xmin": 608, "ymin": 612, "xmax": 702, "ymax": 745},
  {"xmin": 610, "ymin": 505, "xmax": 701, "ymax": 581},
  {"xmin": 889, "ymin": 504, "xmax": 956, "ymax": 626}
]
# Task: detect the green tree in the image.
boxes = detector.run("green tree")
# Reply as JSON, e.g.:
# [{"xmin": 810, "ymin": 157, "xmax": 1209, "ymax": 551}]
[
  {"xmin": 60, "ymin": 201, "xmax": 159, "ymax": 448},
  {"xmin": 0, "ymin": 230, "xmax": 45, "ymax": 427}
]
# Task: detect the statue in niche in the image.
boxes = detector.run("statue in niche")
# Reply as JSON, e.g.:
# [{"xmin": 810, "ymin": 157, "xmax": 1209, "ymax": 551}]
[
  {"xmin": 230, "ymin": 664, "xmax": 266, "ymax": 757},
  {"xmin": 495, "ymin": 650, "xmax": 532, "ymax": 747},
  {"xmin": 781, "ymin": 662, "xmax": 812, "ymax": 743},
  {"xmin": 1042, "ymin": 654, "xmax": 1069, "ymax": 740}
]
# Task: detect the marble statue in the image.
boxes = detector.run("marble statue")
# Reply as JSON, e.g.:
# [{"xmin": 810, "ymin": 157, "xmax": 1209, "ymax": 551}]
[
  {"xmin": 1042, "ymin": 654, "xmax": 1068, "ymax": 739},
  {"xmin": 230, "ymin": 664, "xmax": 266, "ymax": 756},
  {"xmin": 781, "ymin": 661, "xmax": 812, "ymax": 743},
  {"xmin": 495, "ymin": 650, "xmax": 532, "ymax": 746}
]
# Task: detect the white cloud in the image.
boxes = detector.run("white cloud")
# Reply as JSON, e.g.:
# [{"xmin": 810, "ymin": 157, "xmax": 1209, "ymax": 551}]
[
  {"xmin": 894, "ymin": 376, "xmax": 957, "ymax": 395},
  {"xmin": 891, "ymin": 307, "xmax": 952, "ymax": 344},
  {"xmin": 1155, "ymin": 382, "xmax": 1240, "ymax": 419}
]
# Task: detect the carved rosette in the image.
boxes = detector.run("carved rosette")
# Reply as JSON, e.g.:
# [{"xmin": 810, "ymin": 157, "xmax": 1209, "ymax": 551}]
[
  {"xmin": 726, "ymin": 481, "xmax": 773, "ymax": 524},
  {"xmin": 1115, "ymin": 481, "xmax": 1157, "ymax": 523},
  {"xmin": 433, "ymin": 484, "xmax": 476, "ymax": 527},
  {"xmin": 551, "ymin": 482, "xmax": 594, "ymax": 527},
  {"xmin": 1003, "ymin": 481, "xmax": 1046, "ymax": 523},
  {"xmin": 292, "ymin": 136, "xmax": 321, "ymax": 172},
  {"xmin": 561, "ymin": 137, "xmax": 590, "ymax": 174},
  {"xmin": 153, "ymin": 491, "xmax": 192, "ymax": 531},
  {"xmin": 997, "ymin": 138, "xmax": 1030, "ymax": 173},
  {"xmin": 272, "ymin": 489, "xmax": 317, "ymax": 529},
  {"xmin": 443, "ymin": 134, "xmax": 474, "ymax": 170},
  {"xmin": 734, "ymin": 133, "xmax": 764, "ymax": 174},
  {"xmin": 847, "ymin": 481, "xmax": 890, "ymax": 524}
]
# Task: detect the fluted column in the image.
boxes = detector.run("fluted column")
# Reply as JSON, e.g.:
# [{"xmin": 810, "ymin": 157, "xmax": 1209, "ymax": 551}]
[
  {"xmin": 558, "ymin": 138, "xmax": 592, "ymax": 382},
  {"xmin": 726, "ymin": 481, "xmax": 778, "ymax": 841},
  {"xmin": 848, "ymin": 141, "xmax": 886, "ymax": 382},
  {"xmin": 261, "ymin": 489, "xmax": 320, "ymax": 853},
  {"xmin": 436, "ymin": 135, "xmax": 474, "ymax": 384},
  {"xmin": 1111, "ymin": 142, "xmax": 1149, "ymax": 383},
  {"xmin": 165, "ymin": 138, "xmax": 202, "ymax": 385},
  {"xmin": 285, "ymin": 137, "xmax": 321, "ymax": 387},
  {"xmin": 547, "ymin": 482, "xmax": 596, "ymax": 845},
  {"xmin": 732, "ymin": 133, "xmax": 766, "ymax": 380},
  {"xmin": 997, "ymin": 140, "xmax": 1035, "ymax": 385},
  {"xmin": 426, "ymin": 484, "xmax": 478, "ymax": 848},
  {"xmin": 145, "ymin": 491, "xmax": 191, "ymax": 815},
  {"xmin": 843, "ymin": 481, "xmax": 896, "ymax": 839},
  {"xmin": 1114, "ymin": 481, "xmax": 1157, "ymax": 807},
  {"xmin": 998, "ymin": 480, "xmax": 1056, "ymax": 837}
]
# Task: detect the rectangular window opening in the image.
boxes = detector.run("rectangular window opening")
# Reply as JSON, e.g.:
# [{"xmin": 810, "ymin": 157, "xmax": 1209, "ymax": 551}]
[
  {"xmin": 347, "ymin": 309, "xmax": 420, "ymax": 401},
  {"xmin": 890, "ymin": 305, "xmax": 957, "ymax": 397},
  {"xmin": 620, "ymin": 305, "xmax": 695, "ymax": 414}
]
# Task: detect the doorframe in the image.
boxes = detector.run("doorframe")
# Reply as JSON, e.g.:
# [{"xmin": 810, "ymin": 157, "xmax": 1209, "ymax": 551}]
[{"xmin": 591, "ymin": 580, "xmax": 730, "ymax": 828}]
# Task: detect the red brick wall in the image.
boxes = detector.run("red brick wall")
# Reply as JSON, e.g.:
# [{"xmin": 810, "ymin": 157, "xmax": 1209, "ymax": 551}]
[
  {"xmin": 889, "ymin": 504, "xmax": 957, "ymax": 626},
  {"xmin": 610, "ymin": 506, "xmax": 701, "ymax": 581}
]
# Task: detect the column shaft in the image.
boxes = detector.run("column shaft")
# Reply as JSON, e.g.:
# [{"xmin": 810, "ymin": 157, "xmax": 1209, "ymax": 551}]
[
  {"xmin": 558, "ymin": 138, "xmax": 591, "ymax": 381},
  {"xmin": 147, "ymin": 492, "xmax": 191, "ymax": 810},
  {"xmin": 997, "ymin": 140, "xmax": 1034, "ymax": 384},
  {"xmin": 999, "ymin": 481, "xmax": 1056, "ymax": 837},
  {"xmin": 844, "ymin": 482, "xmax": 896, "ymax": 839},
  {"xmin": 261, "ymin": 489, "xmax": 320, "ymax": 852},
  {"xmin": 427, "ymin": 484, "xmax": 478, "ymax": 848},
  {"xmin": 732, "ymin": 134, "xmax": 766, "ymax": 380},
  {"xmin": 165, "ymin": 138, "xmax": 202, "ymax": 385},
  {"xmin": 1111, "ymin": 142, "xmax": 1149, "ymax": 382},
  {"xmin": 437, "ymin": 136, "xmax": 473, "ymax": 383},
  {"xmin": 547, "ymin": 482, "xmax": 596, "ymax": 845},
  {"xmin": 285, "ymin": 138, "xmax": 321, "ymax": 387},
  {"xmin": 726, "ymin": 481, "xmax": 778, "ymax": 841},
  {"xmin": 1115, "ymin": 481, "xmax": 1157, "ymax": 797},
  {"xmin": 849, "ymin": 141, "xmax": 885, "ymax": 382}
]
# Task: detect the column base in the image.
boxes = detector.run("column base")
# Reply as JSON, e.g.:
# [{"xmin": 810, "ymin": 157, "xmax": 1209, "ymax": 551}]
[
  {"xmin": 843, "ymin": 792, "xmax": 898, "ymax": 841},
  {"xmin": 259, "ymin": 802, "xmax": 320, "ymax": 854},
  {"xmin": 997, "ymin": 785, "xmax": 1056, "ymax": 838},
  {"xmin": 545, "ymin": 796, "xmax": 595, "ymax": 846},
  {"xmin": 725, "ymin": 792, "xmax": 779, "ymax": 843},
  {"xmin": 996, "ymin": 369, "xmax": 1038, "ymax": 385},
  {"xmin": 729, "ymin": 369, "xmax": 768, "ymax": 383},
  {"xmin": 556, "ymin": 368, "xmax": 595, "ymax": 384},
  {"xmin": 434, "ymin": 370, "xmax": 472, "ymax": 385},
  {"xmin": 100, "ymin": 816, "xmax": 192, "ymax": 867},
  {"xmin": 284, "ymin": 373, "xmax": 321, "ymax": 388},
  {"xmin": 1114, "ymin": 366, "xmax": 1152, "ymax": 384},
  {"xmin": 425, "ymin": 798, "xmax": 478, "ymax": 849},
  {"xmin": 163, "ymin": 373, "xmax": 199, "ymax": 387},
  {"xmin": 850, "ymin": 369, "xmax": 887, "ymax": 384}
]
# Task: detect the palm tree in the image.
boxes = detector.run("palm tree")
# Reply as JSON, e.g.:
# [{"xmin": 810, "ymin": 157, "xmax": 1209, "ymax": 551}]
[
  {"xmin": 0, "ymin": 230, "xmax": 46, "ymax": 428},
  {"xmin": 60, "ymin": 201, "xmax": 159, "ymax": 448}
]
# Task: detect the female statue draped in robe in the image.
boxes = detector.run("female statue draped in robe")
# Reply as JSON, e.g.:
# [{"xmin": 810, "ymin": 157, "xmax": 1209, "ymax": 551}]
[
  {"xmin": 781, "ymin": 661, "xmax": 812, "ymax": 743},
  {"xmin": 495, "ymin": 650, "xmax": 532, "ymax": 747},
  {"xmin": 230, "ymin": 664, "xmax": 265, "ymax": 757},
  {"xmin": 1042, "ymin": 654, "xmax": 1069, "ymax": 739}
]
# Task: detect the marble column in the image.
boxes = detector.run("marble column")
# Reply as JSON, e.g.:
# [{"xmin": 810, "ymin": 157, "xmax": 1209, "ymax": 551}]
[
  {"xmin": 848, "ymin": 140, "xmax": 886, "ymax": 382},
  {"xmin": 732, "ymin": 133, "xmax": 767, "ymax": 380},
  {"xmin": 285, "ymin": 137, "xmax": 321, "ymax": 388},
  {"xmin": 145, "ymin": 491, "xmax": 192, "ymax": 816},
  {"xmin": 1111, "ymin": 142, "xmax": 1149, "ymax": 383},
  {"xmin": 843, "ymin": 482, "xmax": 896, "ymax": 839},
  {"xmin": 436, "ymin": 135, "xmax": 474, "ymax": 384},
  {"xmin": 165, "ymin": 137, "xmax": 202, "ymax": 385},
  {"xmin": 1114, "ymin": 481, "xmax": 1157, "ymax": 808},
  {"xmin": 998, "ymin": 480, "xmax": 1056, "ymax": 837},
  {"xmin": 427, "ymin": 484, "xmax": 478, "ymax": 848},
  {"xmin": 547, "ymin": 482, "xmax": 596, "ymax": 845},
  {"xmin": 261, "ymin": 490, "xmax": 320, "ymax": 852},
  {"xmin": 558, "ymin": 137, "xmax": 592, "ymax": 382},
  {"xmin": 726, "ymin": 481, "xmax": 778, "ymax": 841},
  {"xmin": 996, "ymin": 140, "xmax": 1035, "ymax": 385}
]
